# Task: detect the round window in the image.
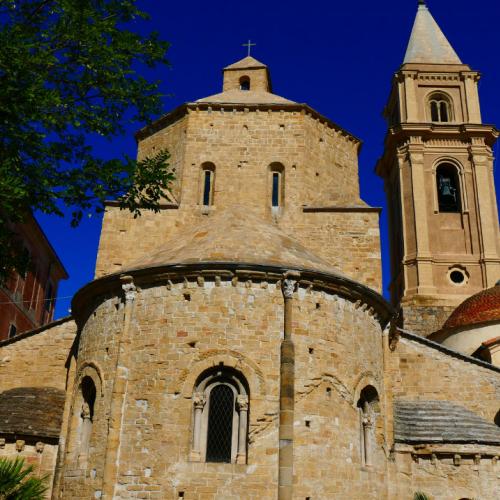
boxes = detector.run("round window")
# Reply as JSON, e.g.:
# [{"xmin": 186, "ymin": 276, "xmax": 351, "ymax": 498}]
[{"xmin": 449, "ymin": 270, "xmax": 465, "ymax": 285}]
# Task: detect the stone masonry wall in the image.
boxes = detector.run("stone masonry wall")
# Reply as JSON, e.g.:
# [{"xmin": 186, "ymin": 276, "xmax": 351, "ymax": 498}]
[
  {"xmin": 402, "ymin": 300, "xmax": 457, "ymax": 337},
  {"xmin": 0, "ymin": 442, "xmax": 59, "ymax": 499},
  {"xmin": 386, "ymin": 335, "xmax": 500, "ymax": 499},
  {"xmin": 0, "ymin": 318, "xmax": 76, "ymax": 497},
  {"xmin": 0, "ymin": 318, "xmax": 76, "ymax": 391},
  {"xmin": 59, "ymin": 277, "xmax": 387, "ymax": 499},
  {"xmin": 390, "ymin": 447, "xmax": 500, "ymax": 500},
  {"xmin": 95, "ymin": 107, "xmax": 382, "ymax": 291}
]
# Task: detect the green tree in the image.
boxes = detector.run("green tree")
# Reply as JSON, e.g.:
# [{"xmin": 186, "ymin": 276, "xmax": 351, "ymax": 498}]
[
  {"xmin": 0, "ymin": 457, "xmax": 48, "ymax": 500},
  {"xmin": 0, "ymin": 0, "xmax": 173, "ymax": 279},
  {"xmin": 413, "ymin": 493, "xmax": 430, "ymax": 500}
]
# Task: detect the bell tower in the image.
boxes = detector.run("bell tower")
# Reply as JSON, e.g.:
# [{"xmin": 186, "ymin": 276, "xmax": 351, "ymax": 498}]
[{"xmin": 376, "ymin": 1, "xmax": 500, "ymax": 336}]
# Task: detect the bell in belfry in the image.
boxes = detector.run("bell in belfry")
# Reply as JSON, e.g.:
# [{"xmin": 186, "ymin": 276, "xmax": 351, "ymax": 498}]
[{"xmin": 438, "ymin": 175, "xmax": 456, "ymax": 204}]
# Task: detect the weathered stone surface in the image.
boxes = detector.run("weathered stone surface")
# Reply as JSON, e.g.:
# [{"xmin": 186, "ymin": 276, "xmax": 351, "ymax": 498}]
[{"xmin": 0, "ymin": 387, "xmax": 65, "ymax": 439}]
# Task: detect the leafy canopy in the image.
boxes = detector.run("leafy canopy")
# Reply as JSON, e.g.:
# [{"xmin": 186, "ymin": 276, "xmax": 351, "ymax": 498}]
[
  {"xmin": 0, "ymin": 0, "xmax": 173, "ymax": 278},
  {"xmin": 0, "ymin": 457, "xmax": 48, "ymax": 500}
]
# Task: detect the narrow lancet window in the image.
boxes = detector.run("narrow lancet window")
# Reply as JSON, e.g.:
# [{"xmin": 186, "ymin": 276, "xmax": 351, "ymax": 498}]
[
  {"xmin": 272, "ymin": 172, "xmax": 280, "ymax": 207},
  {"xmin": 201, "ymin": 163, "xmax": 215, "ymax": 206},
  {"xmin": 436, "ymin": 163, "xmax": 461, "ymax": 213},
  {"xmin": 269, "ymin": 163, "xmax": 284, "ymax": 209},
  {"xmin": 203, "ymin": 170, "xmax": 212, "ymax": 206}
]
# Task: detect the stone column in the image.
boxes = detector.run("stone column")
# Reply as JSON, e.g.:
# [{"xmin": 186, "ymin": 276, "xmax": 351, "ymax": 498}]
[
  {"xmin": 469, "ymin": 144, "xmax": 500, "ymax": 287},
  {"xmin": 190, "ymin": 392, "xmax": 205, "ymax": 461},
  {"xmin": 236, "ymin": 394, "xmax": 249, "ymax": 464},
  {"xmin": 278, "ymin": 274, "xmax": 297, "ymax": 500},
  {"xmin": 407, "ymin": 143, "xmax": 435, "ymax": 295},
  {"xmin": 77, "ymin": 402, "xmax": 92, "ymax": 467},
  {"xmin": 102, "ymin": 275, "xmax": 136, "ymax": 499},
  {"xmin": 463, "ymin": 72, "xmax": 482, "ymax": 123},
  {"xmin": 362, "ymin": 401, "xmax": 373, "ymax": 466}
]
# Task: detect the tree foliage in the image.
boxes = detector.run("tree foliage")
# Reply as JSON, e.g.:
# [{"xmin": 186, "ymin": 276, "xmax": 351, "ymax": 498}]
[
  {"xmin": 413, "ymin": 493, "xmax": 430, "ymax": 500},
  {"xmin": 0, "ymin": 0, "xmax": 173, "ymax": 278},
  {"xmin": 0, "ymin": 457, "xmax": 48, "ymax": 500}
]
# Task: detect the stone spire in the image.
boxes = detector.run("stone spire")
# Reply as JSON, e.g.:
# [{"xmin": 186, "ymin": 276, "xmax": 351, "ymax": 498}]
[{"xmin": 403, "ymin": 1, "xmax": 462, "ymax": 64}]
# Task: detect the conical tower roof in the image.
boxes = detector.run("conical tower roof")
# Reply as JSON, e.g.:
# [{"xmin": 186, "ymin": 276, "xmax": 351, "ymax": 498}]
[{"xmin": 403, "ymin": 1, "xmax": 462, "ymax": 64}]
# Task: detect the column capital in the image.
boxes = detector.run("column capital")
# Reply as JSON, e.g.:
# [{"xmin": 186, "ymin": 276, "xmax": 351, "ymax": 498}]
[
  {"xmin": 237, "ymin": 394, "xmax": 249, "ymax": 411},
  {"xmin": 120, "ymin": 275, "xmax": 137, "ymax": 304},
  {"xmin": 192, "ymin": 392, "xmax": 206, "ymax": 409}
]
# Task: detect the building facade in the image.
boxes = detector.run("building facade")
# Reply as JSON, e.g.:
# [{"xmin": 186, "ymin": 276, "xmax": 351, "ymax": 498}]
[
  {"xmin": 0, "ymin": 3, "xmax": 499, "ymax": 499},
  {"xmin": 0, "ymin": 214, "xmax": 68, "ymax": 340}
]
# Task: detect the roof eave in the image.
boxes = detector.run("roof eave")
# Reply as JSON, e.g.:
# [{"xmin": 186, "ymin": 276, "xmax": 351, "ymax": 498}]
[
  {"xmin": 71, "ymin": 261, "xmax": 393, "ymax": 329},
  {"xmin": 135, "ymin": 102, "xmax": 362, "ymax": 150}
]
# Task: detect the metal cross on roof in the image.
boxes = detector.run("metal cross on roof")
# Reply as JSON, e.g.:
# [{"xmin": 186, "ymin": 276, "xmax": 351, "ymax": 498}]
[{"xmin": 242, "ymin": 40, "xmax": 256, "ymax": 57}]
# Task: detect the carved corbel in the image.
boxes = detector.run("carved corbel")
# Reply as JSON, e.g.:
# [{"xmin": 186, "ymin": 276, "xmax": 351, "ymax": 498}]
[
  {"xmin": 388, "ymin": 308, "xmax": 402, "ymax": 352},
  {"xmin": 120, "ymin": 275, "xmax": 137, "ymax": 304},
  {"xmin": 281, "ymin": 272, "xmax": 300, "ymax": 299}
]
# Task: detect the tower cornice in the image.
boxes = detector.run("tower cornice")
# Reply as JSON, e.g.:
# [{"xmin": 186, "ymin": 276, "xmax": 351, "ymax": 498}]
[
  {"xmin": 385, "ymin": 123, "xmax": 499, "ymax": 147},
  {"xmin": 135, "ymin": 101, "xmax": 362, "ymax": 150},
  {"xmin": 376, "ymin": 124, "xmax": 499, "ymax": 178}
]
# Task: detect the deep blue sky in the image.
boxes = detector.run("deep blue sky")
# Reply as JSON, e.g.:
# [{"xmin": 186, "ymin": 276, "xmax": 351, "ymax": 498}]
[{"xmin": 37, "ymin": 0, "xmax": 500, "ymax": 318}]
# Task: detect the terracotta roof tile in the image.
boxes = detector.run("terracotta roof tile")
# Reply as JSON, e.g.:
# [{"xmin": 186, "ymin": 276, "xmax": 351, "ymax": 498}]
[{"xmin": 443, "ymin": 285, "xmax": 500, "ymax": 330}]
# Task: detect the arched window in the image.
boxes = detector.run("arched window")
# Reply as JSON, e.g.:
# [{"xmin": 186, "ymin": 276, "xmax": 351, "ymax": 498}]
[
  {"xmin": 201, "ymin": 163, "xmax": 215, "ymax": 206},
  {"xmin": 78, "ymin": 376, "xmax": 96, "ymax": 465},
  {"xmin": 239, "ymin": 76, "xmax": 250, "ymax": 91},
  {"xmin": 429, "ymin": 93, "xmax": 452, "ymax": 123},
  {"xmin": 191, "ymin": 366, "xmax": 249, "ymax": 464},
  {"xmin": 494, "ymin": 410, "xmax": 500, "ymax": 427},
  {"xmin": 269, "ymin": 163, "xmax": 285, "ymax": 209},
  {"xmin": 357, "ymin": 386, "xmax": 379, "ymax": 466},
  {"xmin": 436, "ymin": 163, "xmax": 461, "ymax": 212}
]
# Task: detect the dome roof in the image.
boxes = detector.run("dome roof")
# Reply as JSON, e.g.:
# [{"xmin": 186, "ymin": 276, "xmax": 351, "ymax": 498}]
[
  {"xmin": 124, "ymin": 206, "xmax": 345, "ymax": 277},
  {"xmin": 443, "ymin": 284, "xmax": 500, "ymax": 330}
]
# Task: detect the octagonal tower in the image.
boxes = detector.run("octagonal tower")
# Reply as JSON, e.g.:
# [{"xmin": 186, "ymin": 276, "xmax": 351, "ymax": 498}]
[{"xmin": 95, "ymin": 56, "xmax": 382, "ymax": 292}]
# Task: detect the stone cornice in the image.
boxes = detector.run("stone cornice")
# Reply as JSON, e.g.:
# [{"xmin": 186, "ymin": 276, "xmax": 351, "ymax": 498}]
[
  {"xmin": 302, "ymin": 206, "xmax": 382, "ymax": 213},
  {"xmin": 71, "ymin": 262, "xmax": 393, "ymax": 329},
  {"xmin": 393, "ymin": 443, "xmax": 500, "ymax": 461},
  {"xmin": 388, "ymin": 123, "xmax": 499, "ymax": 145},
  {"xmin": 397, "ymin": 62, "xmax": 474, "ymax": 74},
  {"xmin": 135, "ymin": 102, "xmax": 362, "ymax": 150},
  {"xmin": 376, "ymin": 123, "xmax": 499, "ymax": 177},
  {"xmin": 103, "ymin": 200, "xmax": 179, "ymax": 210}
]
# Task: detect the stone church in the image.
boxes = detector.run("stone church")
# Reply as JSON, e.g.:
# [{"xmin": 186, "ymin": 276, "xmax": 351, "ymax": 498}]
[{"xmin": 0, "ymin": 2, "xmax": 499, "ymax": 499}]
